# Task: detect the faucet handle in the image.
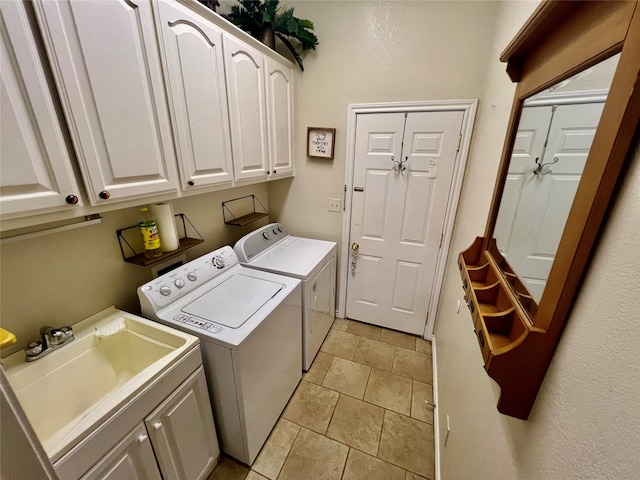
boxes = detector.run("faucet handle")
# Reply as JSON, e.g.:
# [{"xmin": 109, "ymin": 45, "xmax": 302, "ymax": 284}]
[
  {"xmin": 60, "ymin": 326, "xmax": 73, "ymax": 341},
  {"xmin": 49, "ymin": 329, "xmax": 66, "ymax": 345},
  {"xmin": 25, "ymin": 341, "xmax": 43, "ymax": 357},
  {"xmin": 49, "ymin": 326, "xmax": 73, "ymax": 345}
]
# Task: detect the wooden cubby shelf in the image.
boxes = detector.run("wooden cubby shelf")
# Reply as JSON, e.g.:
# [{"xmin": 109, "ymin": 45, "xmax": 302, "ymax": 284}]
[{"xmin": 459, "ymin": 236, "xmax": 547, "ymax": 419}]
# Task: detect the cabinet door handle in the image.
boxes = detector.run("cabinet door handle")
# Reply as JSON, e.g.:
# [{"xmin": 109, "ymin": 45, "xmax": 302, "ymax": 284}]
[
  {"xmin": 137, "ymin": 434, "xmax": 148, "ymax": 444},
  {"xmin": 153, "ymin": 422, "xmax": 163, "ymax": 430}
]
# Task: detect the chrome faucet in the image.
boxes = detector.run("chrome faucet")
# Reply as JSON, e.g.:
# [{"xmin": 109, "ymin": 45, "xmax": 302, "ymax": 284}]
[{"xmin": 25, "ymin": 326, "xmax": 74, "ymax": 361}]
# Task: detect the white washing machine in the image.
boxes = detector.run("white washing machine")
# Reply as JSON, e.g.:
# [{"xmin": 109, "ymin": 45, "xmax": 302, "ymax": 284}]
[
  {"xmin": 138, "ymin": 246, "xmax": 301, "ymax": 466},
  {"xmin": 234, "ymin": 223, "xmax": 336, "ymax": 371}
]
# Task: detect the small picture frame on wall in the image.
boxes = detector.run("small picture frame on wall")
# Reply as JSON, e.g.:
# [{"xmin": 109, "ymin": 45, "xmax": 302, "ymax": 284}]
[{"xmin": 307, "ymin": 127, "xmax": 336, "ymax": 159}]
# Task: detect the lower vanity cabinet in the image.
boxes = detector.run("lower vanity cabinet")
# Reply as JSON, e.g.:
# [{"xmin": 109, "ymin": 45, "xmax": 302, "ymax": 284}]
[
  {"xmin": 145, "ymin": 366, "xmax": 219, "ymax": 480},
  {"xmin": 79, "ymin": 367, "xmax": 219, "ymax": 480},
  {"xmin": 80, "ymin": 424, "xmax": 161, "ymax": 480}
]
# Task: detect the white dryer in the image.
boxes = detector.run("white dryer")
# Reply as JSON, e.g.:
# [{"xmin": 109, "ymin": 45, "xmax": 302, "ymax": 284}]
[
  {"xmin": 138, "ymin": 246, "xmax": 301, "ymax": 465},
  {"xmin": 234, "ymin": 223, "xmax": 336, "ymax": 371}
]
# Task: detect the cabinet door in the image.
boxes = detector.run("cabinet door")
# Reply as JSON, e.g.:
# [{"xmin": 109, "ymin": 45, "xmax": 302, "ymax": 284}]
[
  {"xmin": 80, "ymin": 424, "xmax": 161, "ymax": 480},
  {"xmin": 265, "ymin": 57, "xmax": 294, "ymax": 179},
  {"xmin": 155, "ymin": 0, "xmax": 233, "ymax": 191},
  {"xmin": 0, "ymin": 0, "xmax": 83, "ymax": 218},
  {"xmin": 224, "ymin": 34, "xmax": 269, "ymax": 182},
  {"xmin": 145, "ymin": 367, "xmax": 219, "ymax": 480},
  {"xmin": 33, "ymin": 0, "xmax": 178, "ymax": 205}
]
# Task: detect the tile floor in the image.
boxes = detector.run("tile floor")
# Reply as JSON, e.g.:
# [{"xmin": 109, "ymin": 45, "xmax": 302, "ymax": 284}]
[{"xmin": 208, "ymin": 318, "xmax": 434, "ymax": 480}]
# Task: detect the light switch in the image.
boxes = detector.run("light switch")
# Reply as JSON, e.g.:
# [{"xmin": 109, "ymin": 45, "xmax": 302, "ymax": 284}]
[{"xmin": 328, "ymin": 198, "xmax": 341, "ymax": 212}]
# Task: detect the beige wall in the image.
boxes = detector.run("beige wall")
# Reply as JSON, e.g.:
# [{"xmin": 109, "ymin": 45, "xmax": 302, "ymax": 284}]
[
  {"xmin": 434, "ymin": 2, "xmax": 640, "ymax": 479},
  {"xmin": 267, "ymin": 0, "xmax": 501, "ymax": 243},
  {"xmin": 0, "ymin": 183, "xmax": 270, "ymax": 358},
  {"xmin": 437, "ymin": 126, "xmax": 640, "ymax": 479}
]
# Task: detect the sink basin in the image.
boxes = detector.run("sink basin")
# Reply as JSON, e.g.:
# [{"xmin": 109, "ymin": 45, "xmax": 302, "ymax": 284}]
[{"xmin": 2, "ymin": 306, "xmax": 198, "ymax": 461}]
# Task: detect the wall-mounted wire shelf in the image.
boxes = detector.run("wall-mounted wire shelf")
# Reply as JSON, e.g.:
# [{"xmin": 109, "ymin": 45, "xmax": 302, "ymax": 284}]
[
  {"xmin": 116, "ymin": 213, "xmax": 203, "ymax": 266},
  {"xmin": 222, "ymin": 194, "xmax": 268, "ymax": 226}
]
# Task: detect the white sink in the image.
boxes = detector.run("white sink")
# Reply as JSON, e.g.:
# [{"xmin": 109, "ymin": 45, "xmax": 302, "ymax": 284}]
[{"xmin": 2, "ymin": 306, "xmax": 198, "ymax": 461}]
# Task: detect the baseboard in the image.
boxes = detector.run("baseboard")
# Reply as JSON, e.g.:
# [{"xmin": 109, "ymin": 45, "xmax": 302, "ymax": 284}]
[{"xmin": 432, "ymin": 335, "xmax": 441, "ymax": 480}]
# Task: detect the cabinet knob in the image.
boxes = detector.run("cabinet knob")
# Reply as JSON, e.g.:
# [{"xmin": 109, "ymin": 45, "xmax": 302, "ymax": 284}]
[
  {"xmin": 273, "ymin": 169, "xmax": 277, "ymax": 174},
  {"xmin": 266, "ymin": 171, "xmax": 270, "ymax": 175},
  {"xmin": 137, "ymin": 434, "xmax": 148, "ymax": 444},
  {"xmin": 98, "ymin": 190, "xmax": 110, "ymax": 200},
  {"xmin": 65, "ymin": 195, "xmax": 79, "ymax": 205},
  {"xmin": 187, "ymin": 180, "xmax": 195, "ymax": 186},
  {"xmin": 153, "ymin": 422, "xmax": 163, "ymax": 430}
]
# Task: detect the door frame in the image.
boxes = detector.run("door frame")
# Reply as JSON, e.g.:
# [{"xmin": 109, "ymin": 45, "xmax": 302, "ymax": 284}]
[{"xmin": 338, "ymin": 100, "xmax": 478, "ymax": 339}]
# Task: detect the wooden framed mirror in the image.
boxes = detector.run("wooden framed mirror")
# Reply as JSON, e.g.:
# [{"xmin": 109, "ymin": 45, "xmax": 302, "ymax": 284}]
[{"xmin": 458, "ymin": 1, "xmax": 640, "ymax": 419}]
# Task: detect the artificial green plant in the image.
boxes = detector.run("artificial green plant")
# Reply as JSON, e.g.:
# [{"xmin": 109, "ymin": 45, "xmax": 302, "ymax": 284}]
[{"xmin": 211, "ymin": 0, "xmax": 319, "ymax": 71}]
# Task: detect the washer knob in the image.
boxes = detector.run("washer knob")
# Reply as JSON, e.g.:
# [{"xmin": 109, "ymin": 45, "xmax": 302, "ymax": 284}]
[
  {"xmin": 277, "ymin": 226, "xmax": 283, "ymax": 233},
  {"xmin": 212, "ymin": 256, "xmax": 225, "ymax": 269},
  {"xmin": 187, "ymin": 272, "xmax": 197, "ymax": 281},
  {"xmin": 273, "ymin": 228, "xmax": 278, "ymax": 235},
  {"xmin": 174, "ymin": 278, "xmax": 185, "ymax": 288},
  {"xmin": 262, "ymin": 231, "xmax": 270, "ymax": 240},
  {"xmin": 160, "ymin": 285, "xmax": 172, "ymax": 296}
]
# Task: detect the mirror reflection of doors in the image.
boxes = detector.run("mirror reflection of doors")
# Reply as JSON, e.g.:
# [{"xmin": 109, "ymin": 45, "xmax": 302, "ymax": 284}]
[{"xmin": 492, "ymin": 53, "xmax": 618, "ymax": 310}]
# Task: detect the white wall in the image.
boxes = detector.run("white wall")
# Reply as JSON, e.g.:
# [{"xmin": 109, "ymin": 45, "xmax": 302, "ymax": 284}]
[{"xmin": 435, "ymin": 2, "xmax": 640, "ymax": 479}]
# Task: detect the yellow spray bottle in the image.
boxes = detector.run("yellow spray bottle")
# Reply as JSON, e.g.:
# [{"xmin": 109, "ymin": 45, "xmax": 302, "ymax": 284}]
[{"xmin": 139, "ymin": 207, "xmax": 162, "ymax": 258}]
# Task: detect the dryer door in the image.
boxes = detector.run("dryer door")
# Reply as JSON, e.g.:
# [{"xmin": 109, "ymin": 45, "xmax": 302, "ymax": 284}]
[{"xmin": 304, "ymin": 256, "xmax": 336, "ymax": 370}]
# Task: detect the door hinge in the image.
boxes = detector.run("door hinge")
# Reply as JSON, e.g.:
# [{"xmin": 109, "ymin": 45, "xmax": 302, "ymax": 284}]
[{"xmin": 456, "ymin": 134, "xmax": 462, "ymax": 152}]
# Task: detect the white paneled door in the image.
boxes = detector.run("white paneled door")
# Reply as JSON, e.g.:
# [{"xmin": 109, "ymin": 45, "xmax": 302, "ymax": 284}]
[{"xmin": 346, "ymin": 111, "xmax": 464, "ymax": 335}]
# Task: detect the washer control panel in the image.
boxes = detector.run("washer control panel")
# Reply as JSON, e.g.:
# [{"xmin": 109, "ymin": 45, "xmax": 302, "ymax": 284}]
[
  {"xmin": 172, "ymin": 314, "xmax": 223, "ymax": 334},
  {"xmin": 138, "ymin": 246, "xmax": 239, "ymax": 313},
  {"xmin": 234, "ymin": 223, "xmax": 289, "ymax": 262}
]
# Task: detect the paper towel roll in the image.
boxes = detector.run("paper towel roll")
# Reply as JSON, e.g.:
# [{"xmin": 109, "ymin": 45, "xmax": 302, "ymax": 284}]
[{"xmin": 151, "ymin": 203, "xmax": 179, "ymax": 252}]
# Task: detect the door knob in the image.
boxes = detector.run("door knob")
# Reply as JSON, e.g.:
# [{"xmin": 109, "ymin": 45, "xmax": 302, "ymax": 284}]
[{"xmin": 351, "ymin": 242, "xmax": 359, "ymax": 251}]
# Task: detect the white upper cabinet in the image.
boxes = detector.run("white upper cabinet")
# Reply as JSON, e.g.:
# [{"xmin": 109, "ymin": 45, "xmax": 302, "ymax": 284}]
[
  {"xmin": 2, "ymin": 0, "xmax": 294, "ymax": 224},
  {"xmin": 0, "ymin": 0, "xmax": 83, "ymax": 219},
  {"xmin": 32, "ymin": 0, "xmax": 178, "ymax": 205},
  {"xmin": 224, "ymin": 32, "xmax": 295, "ymax": 183},
  {"xmin": 224, "ymin": 34, "xmax": 270, "ymax": 182},
  {"xmin": 155, "ymin": 0, "xmax": 233, "ymax": 191},
  {"xmin": 265, "ymin": 57, "xmax": 294, "ymax": 179}
]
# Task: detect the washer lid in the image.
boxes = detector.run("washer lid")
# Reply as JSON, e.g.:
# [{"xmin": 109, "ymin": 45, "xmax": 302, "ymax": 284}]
[{"xmin": 182, "ymin": 274, "xmax": 284, "ymax": 328}]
